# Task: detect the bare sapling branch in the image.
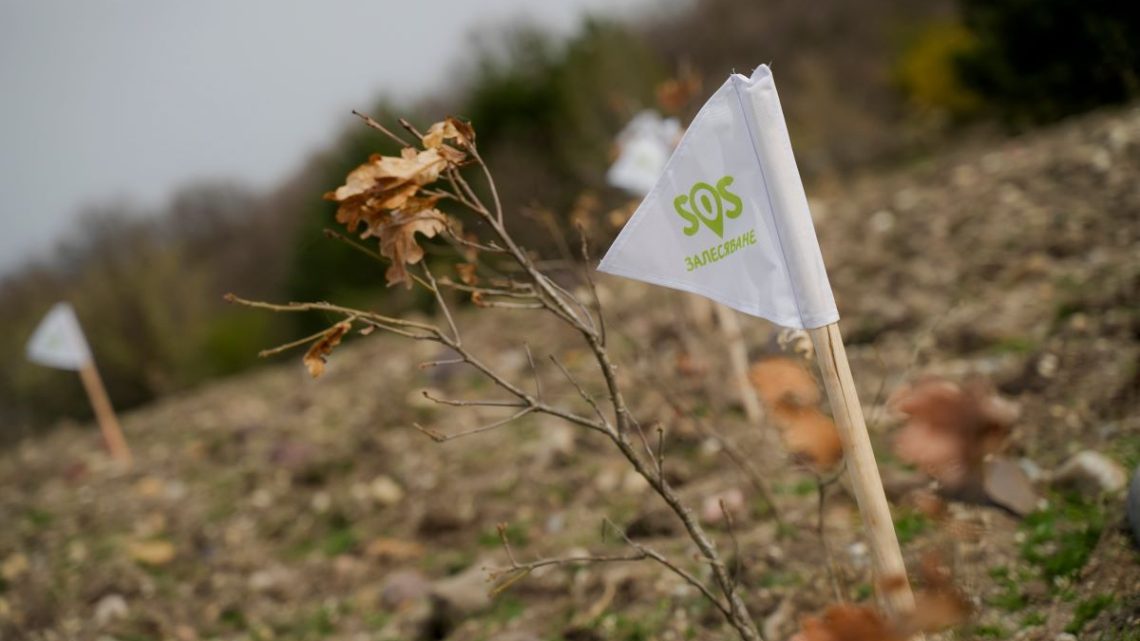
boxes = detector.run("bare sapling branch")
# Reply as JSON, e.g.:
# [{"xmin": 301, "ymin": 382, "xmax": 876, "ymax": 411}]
[{"xmin": 229, "ymin": 114, "xmax": 767, "ymax": 641}]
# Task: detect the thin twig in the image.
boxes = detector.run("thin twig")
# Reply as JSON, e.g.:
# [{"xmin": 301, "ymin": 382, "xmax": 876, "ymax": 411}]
[
  {"xmin": 256, "ymin": 321, "xmax": 354, "ymax": 358},
  {"xmin": 549, "ymin": 355, "xmax": 611, "ymax": 431},
  {"xmin": 577, "ymin": 224, "xmax": 608, "ymax": 346},
  {"xmin": 719, "ymin": 498, "xmax": 743, "ymax": 597},
  {"xmin": 602, "ymin": 518, "xmax": 733, "ymax": 621},
  {"xmin": 655, "ymin": 425, "xmax": 665, "ymax": 482},
  {"xmin": 422, "ymin": 263, "xmax": 460, "ymax": 344},
  {"xmin": 421, "ymin": 389, "xmax": 526, "ymax": 408},
  {"xmin": 412, "ymin": 407, "xmax": 534, "ymax": 442},
  {"xmin": 524, "ymin": 344, "xmax": 542, "ymax": 399},
  {"xmin": 321, "ymin": 228, "xmax": 434, "ymax": 290},
  {"xmin": 352, "ymin": 110, "xmax": 413, "ymax": 147},
  {"xmin": 397, "ymin": 117, "xmax": 424, "ymax": 141}
]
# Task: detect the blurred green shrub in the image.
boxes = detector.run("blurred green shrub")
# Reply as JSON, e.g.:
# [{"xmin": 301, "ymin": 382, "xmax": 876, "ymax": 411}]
[
  {"xmin": 955, "ymin": 0, "xmax": 1140, "ymax": 126},
  {"xmin": 894, "ymin": 21, "xmax": 983, "ymax": 120}
]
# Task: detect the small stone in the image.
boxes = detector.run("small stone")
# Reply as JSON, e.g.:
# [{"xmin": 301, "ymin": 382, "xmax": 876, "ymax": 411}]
[
  {"xmin": 531, "ymin": 424, "xmax": 576, "ymax": 468},
  {"xmin": 380, "ymin": 569, "xmax": 431, "ymax": 610},
  {"xmin": 417, "ymin": 497, "xmax": 476, "ymax": 535},
  {"xmin": 594, "ymin": 467, "xmax": 621, "ymax": 493},
  {"xmin": 700, "ymin": 488, "xmax": 745, "ymax": 525},
  {"xmin": 1052, "ymin": 451, "xmax": 1128, "ymax": 495},
  {"xmin": 127, "ymin": 540, "xmax": 176, "ymax": 566},
  {"xmin": 1, "ymin": 554, "xmax": 28, "ymax": 581},
  {"xmin": 869, "ymin": 209, "xmax": 895, "ymax": 234},
  {"xmin": 93, "ymin": 594, "xmax": 128, "ymax": 626},
  {"xmin": 625, "ymin": 507, "xmax": 678, "ymax": 538},
  {"xmin": 621, "ymin": 469, "xmax": 649, "ymax": 493},
  {"xmin": 430, "ymin": 562, "xmax": 493, "ymax": 632},
  {"xmin": 310, "ymin": 491, "xmax": 332, "ymax": 513},
  {"xmin": 1036, "ymin": 353, "xmax": 1059, "ymax": 379},
  {"xmin": 365, "ymin": 537, "xmax": 424, "ymax": 562},
  {"xmin": 369, "ymin": 476, "xmax": 405, "ymax": 506},
  {"xmin": 984, "ymin": 456, "xmax": 1039, "ymax": 516}
]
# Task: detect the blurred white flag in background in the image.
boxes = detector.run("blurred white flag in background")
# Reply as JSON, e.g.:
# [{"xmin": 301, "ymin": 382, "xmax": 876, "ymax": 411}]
[{"xmin": 26, "ymin": 302, "xmax": 92, "ymax": 370}]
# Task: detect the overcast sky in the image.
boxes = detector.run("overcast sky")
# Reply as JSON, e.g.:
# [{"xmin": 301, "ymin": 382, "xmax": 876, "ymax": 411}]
[{"xmin": 0, "ymin": 0, "xmax": 654, "ymax": 274}]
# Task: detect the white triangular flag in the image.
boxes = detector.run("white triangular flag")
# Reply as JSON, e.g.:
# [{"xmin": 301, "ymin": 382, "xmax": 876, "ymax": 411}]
[
  {"xmin": 598, "ymin": 65, "xmax": 837, "ymax": 330},
  {"xmin": 606, "ymin": 110, "xmax": 682, "ymax": 196},
  {"xmin": 26, "ymin": 302, "xmax": 92, "ymax": 370}
]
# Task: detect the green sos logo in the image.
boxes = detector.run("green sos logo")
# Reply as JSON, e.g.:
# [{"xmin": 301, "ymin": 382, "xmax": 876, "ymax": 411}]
[{"xmin": 673, "ymin": 175, "xmax": 743, "ymax": 238}]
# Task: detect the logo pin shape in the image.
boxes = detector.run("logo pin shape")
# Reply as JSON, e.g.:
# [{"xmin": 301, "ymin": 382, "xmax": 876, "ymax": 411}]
[{"xmin": 673, "ymin": 175, "xmax": 743, "ymax": 238}]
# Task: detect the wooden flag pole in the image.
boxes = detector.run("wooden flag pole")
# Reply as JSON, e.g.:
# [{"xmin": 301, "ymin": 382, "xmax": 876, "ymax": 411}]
[
  {"xmin": 713, "ymin": 304, "xmax": 764, "ymax": 425},
  {"xmin": 77, "ymin": 360, "xmax": 132, "ymax": 465},
  {"xmin": 808, "ymin": 322, "xmax": 915, "ymax": 617}
]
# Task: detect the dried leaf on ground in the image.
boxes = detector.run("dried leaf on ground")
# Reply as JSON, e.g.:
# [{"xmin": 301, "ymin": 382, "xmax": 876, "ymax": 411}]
[
  {"xmin": 127, "ymin": 540, "xmax": 176, "ymax": 566},
  {"xmin": 790, "ymin": 603, "xmax": 901, "ymax": 641},
  {"xmin": 771, "ymin": 405, "xmax": 843, "ymax": 471},
  {"xmin": 748, "ymin": 357, "xmax": 821, "ymax": 409},
  {"xmin": 795, "ymin": 555, "xmax": 969, "ymax": 641},
  {"xmin": 304, "ymin": 321, "xmax": 352, "ymax": 378},
  {"xmin": 750, "ymin": 357, "xmax": 839, "ymax": 470},
  {"xmin": 898, "ymin": 553, "xmax": 972, "ymax": 635},
  {"xmin": 890, "ymin": 378, "xmax": 1018, "ymax": 491}
]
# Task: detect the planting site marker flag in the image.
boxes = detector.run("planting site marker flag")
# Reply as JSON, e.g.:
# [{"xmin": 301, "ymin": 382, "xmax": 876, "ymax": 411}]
[
  {"xmin": 598, "ymin": 65, "xmax": 837, "ymax": 330},
  {"xmin": 599, "ymin": 65, "xmax": 918, "ymax": 619},
  {"xmin": 26, "ymin": 303, "xmax": 132, "ymax": 465},
  {"xmin": 26, "ymin": 302, "xmax": 91, "ymax": 370}
]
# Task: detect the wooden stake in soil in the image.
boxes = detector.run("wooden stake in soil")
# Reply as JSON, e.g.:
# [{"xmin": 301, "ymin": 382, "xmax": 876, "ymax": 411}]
[
  {"xmin": 808, "ymin": 322, "xmax": 915, "ymax": 617},
  {"xmin": 25, "ymin": 302, "xmax": 133, "ymax": 466},
  {"xmin": 77, "ymin": 359, "xmax": 133, "ymax": 465}
]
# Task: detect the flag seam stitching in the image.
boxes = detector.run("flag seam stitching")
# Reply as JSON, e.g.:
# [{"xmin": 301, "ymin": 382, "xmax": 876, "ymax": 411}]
[{"xmin": 729, "ymin": 76, "xmax": 810, "ymax": 329}]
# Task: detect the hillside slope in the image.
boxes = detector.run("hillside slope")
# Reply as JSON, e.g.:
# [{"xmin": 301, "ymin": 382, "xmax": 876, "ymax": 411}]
[{"xmin": 1, "ymin": 107, "xmax": 1138, "ymax": 641}]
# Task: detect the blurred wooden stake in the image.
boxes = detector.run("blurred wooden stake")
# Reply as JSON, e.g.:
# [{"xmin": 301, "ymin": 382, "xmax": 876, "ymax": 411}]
[
  {"xmin": 713, "ymin": 304, "xmax": 763, "ymax": 425},
  {"xmin": 808, "ymin": 322, "xmax": 916, "ymax": 620},
  {"xmin": 77, "ymin": 360, "xmax": 133, "ymax": 465}
]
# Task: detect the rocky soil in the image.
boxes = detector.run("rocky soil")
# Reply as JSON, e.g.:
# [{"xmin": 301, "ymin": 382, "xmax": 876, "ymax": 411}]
[{"xmin": 1, "ymin": 106, "xmax": 1138, "ymax": 641}]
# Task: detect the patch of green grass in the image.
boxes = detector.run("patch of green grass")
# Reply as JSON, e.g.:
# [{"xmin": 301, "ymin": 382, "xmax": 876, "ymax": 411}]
[
  {"xmin": 986, "ymin": 566, "xmax": 1026, "ymax": 611},
  {"xmin": 488, "ymin": 596, "xmax": 526, "ymax": 623},
  {"xmin": 320, "ymin": 512, "xmax": 358, "ymax": 556},
  {"xmin": 893, "ymin": 511, "xmax": 930, "ymax": 545},
  {"xmin": 1022, "ymin": 612, "xmax": 1046, "ymax": 627},
  {"xmin": 1066, "ymin": 594, "xmax": 1114, "ymax": 634},
  {"xmin": 776, "ymin": 522, "xmax": 798, "ymax": 540},
  {"xmin": 23, "ymin": 507, "xmax": 54, "ymax": 528},
  {"xmin": 990, "ymin": 336, "xmax": 1037, "ymax": 355},
  {"xmin": 478, "ymin": 522, "xmax": 529, "ymax": 548},
  {"xmin": 773, "ymin": 479, "xmax": 819, "ymax": 496},
  {"xmin": 363, "ymin": 611, "xmax": 390, "ymax": 630},
  {"xmin": 853, "ymin": 583, "xmax": 873, "ymax": 601},
  {"xmin": 1020, "ymin": 492, "xmax": 1105, "ymax": 581},
  {"xmin": 422, "ymin": 549, "xmax": 476, "ymax": 575},
  {"xmin": 219, "ymin": 607, "xmax": 248, "ymax": 630},
  {"xmin": 758, "ymin": 570, "xmax": 802, "ymax": 589},
  {"xmin": 1110, "ymin": 434, "xmax": 1140, "ymax": 469},
  {"xmin": 791, "ymin": 478, "xmax": 817, "ymax": 496},
  {"xmin": 972, "ymin": 623, "xmax": 1007, "ymax": 638}
]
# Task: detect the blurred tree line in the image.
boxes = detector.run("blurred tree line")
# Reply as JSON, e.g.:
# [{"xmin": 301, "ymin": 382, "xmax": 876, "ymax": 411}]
[{"xmin": 2, "ymin": 0, "xmax": 1137, "ymax": 440}]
